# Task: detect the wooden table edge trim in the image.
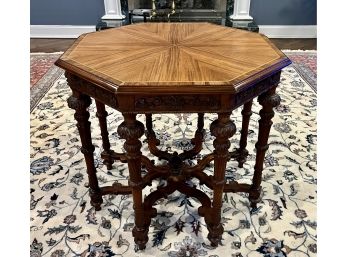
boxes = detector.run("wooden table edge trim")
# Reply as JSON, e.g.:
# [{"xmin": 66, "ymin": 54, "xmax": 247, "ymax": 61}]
[{"xmin": 55, "ymin": 58, "xmax": 119, "ymax": 94}]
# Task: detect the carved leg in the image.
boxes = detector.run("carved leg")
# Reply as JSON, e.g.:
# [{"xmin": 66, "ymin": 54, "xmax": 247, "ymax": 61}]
[
  {"xmin": 236, "ymin": 100, "xmax": 253, "ymax": 168},
  {"xmin": 118, "ymin": 114, "xmax": 148, "ymax": 250},
  {"xmin": 95, "ymin": 100, "xmax": 113, "ymax": 170},
  {"xmin": 67, "ymin": 91, "xmax": 103, "ymax": 211},
  {"xmin": 146, "ymin": 113, "xmax": 172, "ymax": 161},
  {"xmin": 208, "ymin": 112, "xmax": 236, "ymax": 246},
  {"xmin": 179, "ymin": 113, "xmax": 206, "ymax": 160},
  {"xmin": 249, "ymin": 87, "xmax": 281, "ymax": 208}
]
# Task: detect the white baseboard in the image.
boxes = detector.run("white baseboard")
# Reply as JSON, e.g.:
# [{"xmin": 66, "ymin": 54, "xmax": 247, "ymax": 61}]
[
  {"xmin": 259, "ymin": 25, "xmax": 317, "ymax": 38},
  {"xmin": 30, "ymin": 25, "xmax": 317, "ymax": 39},
  {"xmin": 30, "ymin": 25, "xmax": 96, "ymax": 38}
]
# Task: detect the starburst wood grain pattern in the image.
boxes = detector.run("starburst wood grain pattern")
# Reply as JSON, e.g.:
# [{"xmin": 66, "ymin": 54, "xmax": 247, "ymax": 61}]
[{"xmin": 56, "ymin": 23, "xmax": 290, "ymax": 94}]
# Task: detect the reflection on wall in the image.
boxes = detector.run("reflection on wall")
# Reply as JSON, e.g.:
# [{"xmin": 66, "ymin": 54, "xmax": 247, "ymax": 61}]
[
  {"xmin": 130, "ymin": 0, "xmax": 226, "ymax": 11},
  {"xmin": 156, "ymin": 0, "xmax": 214, "ymax": 9}
]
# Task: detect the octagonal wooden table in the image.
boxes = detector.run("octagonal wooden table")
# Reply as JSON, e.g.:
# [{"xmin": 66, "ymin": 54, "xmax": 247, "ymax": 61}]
[{"xmin": 55, "ymin": 22, "xmax": 291, "ymax": 250}]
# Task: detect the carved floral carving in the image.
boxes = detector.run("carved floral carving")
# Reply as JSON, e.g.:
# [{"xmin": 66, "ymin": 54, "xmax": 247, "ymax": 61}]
[
  {"xmin": 258, "ymin": 92, "xmax": 281, "ymax": 107},
  {"xmin": 235, "ymin": 72, "xmax": 281, "ymax": 107},
  {"xmin": 65, "ymin": 72, "xmax": 118, "ymax": 109},
  {"xmin": 135, "ymin": 95, "xmax": 220, "ymax": 111},
  {"xmin": 117, "ymin": 121, "xmax": 145, "ymax": 141}
]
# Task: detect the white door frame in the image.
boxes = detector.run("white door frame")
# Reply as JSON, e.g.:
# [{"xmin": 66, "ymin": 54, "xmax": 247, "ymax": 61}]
[
  {"xmin": 102, "ymin": 0, "xmax": 125, "ymax": 20},
  {"xmin": 230, "ymin": 0, "xmax": 253, "ymax": 21}
]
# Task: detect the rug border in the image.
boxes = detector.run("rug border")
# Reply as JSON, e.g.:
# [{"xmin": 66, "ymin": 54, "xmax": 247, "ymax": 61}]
[
  {"xmin": 30, "ymin": 65, "xmax": 64, "ymax": 112},
  {"xmin": 282, "ymin": 50, "xmax": 317, "ymax": 93},
  {"xmin": 30, "ymin": 53, "xmax": 64, "ymax": 112}
]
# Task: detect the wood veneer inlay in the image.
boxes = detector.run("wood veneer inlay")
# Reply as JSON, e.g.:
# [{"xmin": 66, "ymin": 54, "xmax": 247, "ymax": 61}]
[{"xmin": 57, "ymin": 23, "xmax": 289, "ymax": 93}]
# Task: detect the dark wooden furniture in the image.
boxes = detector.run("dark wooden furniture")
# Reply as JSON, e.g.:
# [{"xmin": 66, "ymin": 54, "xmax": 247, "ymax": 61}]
[{"xmin": 55, "ymin": 23, "xmax": 291, "ymax": 250}]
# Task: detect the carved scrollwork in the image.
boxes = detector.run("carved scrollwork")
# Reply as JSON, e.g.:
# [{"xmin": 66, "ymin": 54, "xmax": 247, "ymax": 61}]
[
  {"xmin": 65, "ymin": 72, "xmax": 81, "ymax": 87},
  {"xmin": 235, "ymin": 72, "xmax": 281, "ymax": 107},
  {"xmin": 135, "ymin": 95, "xmax": 220, "ymax": 111},
  {"xmin": 258, "ymin": 92, "xmax": 281, "ymax": 107},
  {"xmin": 210, "ymin": 114, "xmax": 236, "ymax": 156},
  {"xmin": 65, "ymin": 72, "xmax": 118, "ymax": 109},
  {"xmin": 67, "ymin": 94, "xmax": 91, "ymax": 111},
  {"xmin": 269, "ymin": 71, "xmax": 281, "ymax": 85},
  {"xmin": 210, "ymin": 120, "xmax": 236, "ymax": 139},
  {"xmin": 117, "ymin": 120, "xmax": 145, "ymax": 141}
]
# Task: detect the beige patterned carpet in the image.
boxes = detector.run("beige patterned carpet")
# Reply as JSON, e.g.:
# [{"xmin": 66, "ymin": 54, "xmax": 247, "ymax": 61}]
[{"xmin": 30, "ymin": 59, "xmax": 317, "ymax": 257}]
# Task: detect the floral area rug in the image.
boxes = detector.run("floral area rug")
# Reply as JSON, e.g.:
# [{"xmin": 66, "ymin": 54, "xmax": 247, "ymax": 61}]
[
  {"xmin": 30, "ymin": 61, "xmax": 317, "ymax": 256},
  {"xmin": 30, "ymin": 53, "xmax": 63, "ymax": 112}
]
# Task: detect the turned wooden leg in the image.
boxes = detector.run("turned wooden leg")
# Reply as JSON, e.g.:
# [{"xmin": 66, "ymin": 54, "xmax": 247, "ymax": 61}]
[
  {"xmin": 95, "ymin": 100, "xmax": 113, "ymax": 170},
  {"xmin": 208, "ymin": 112, "xmax": 236, "ymax": 246},
  {"xmin": 236, "ymin": 100, "xmax": 253, "ymax": 168},
  {"xmin": 118, "ymin": 114, "xmax": 148, "ymax": 250},
  {"xmin": 67, "ymin": 91, "xmax": 103, "ymax": 211},
  {"xmin": 249, "ymin": 87, "xmax": 281, "ymax": 208}
]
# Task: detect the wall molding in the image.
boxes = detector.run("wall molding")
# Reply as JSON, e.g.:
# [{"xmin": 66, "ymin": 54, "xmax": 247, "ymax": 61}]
[
  {"xmin": 259, "ymin": 25, "xmax": 317, "ymax": 38},
  {"xmin": 30, "ymin": 25, "xmax": 317, "ymax": 39}
]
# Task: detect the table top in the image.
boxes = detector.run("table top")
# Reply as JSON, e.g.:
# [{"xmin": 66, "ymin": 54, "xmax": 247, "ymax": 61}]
[{"xmin": 56, "ymin": 23, "xmax": 291, "ymax": 94}]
